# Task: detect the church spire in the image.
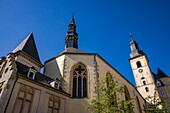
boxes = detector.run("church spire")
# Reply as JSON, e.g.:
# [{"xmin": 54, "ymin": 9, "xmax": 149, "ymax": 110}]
[
  {"xmin": 129, "ymin": 34, "xmax": 144, "ymax": 58},
  {"xmin": 13, "ymin": 33, "xmax": 41, "ymax": 62},
  {"xmin": 65, "ymin": 14, "xmax": 78, "ymax": 49}
]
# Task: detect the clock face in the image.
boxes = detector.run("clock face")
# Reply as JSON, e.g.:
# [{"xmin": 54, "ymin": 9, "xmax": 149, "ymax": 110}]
[{"xmin": 138, "ymin": 69, "xmax": 143, "ymax": 73}]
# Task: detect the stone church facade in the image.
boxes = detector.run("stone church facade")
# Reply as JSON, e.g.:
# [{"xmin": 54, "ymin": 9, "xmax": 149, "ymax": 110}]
[{"xmin": 0, "ymin": 16, "xmax": 169, "ymax": 113}]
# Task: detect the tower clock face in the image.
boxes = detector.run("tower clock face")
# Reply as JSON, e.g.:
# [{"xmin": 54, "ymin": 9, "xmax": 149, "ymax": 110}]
[{"xmin": 138, "ymin": 69, "xmax": 143, "ymax": 73}]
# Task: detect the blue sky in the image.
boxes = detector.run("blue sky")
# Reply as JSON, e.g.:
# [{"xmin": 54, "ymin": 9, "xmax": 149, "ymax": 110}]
[{"xmin": 0, "ymin": 0, "xmax": 170, "ymax": 85}]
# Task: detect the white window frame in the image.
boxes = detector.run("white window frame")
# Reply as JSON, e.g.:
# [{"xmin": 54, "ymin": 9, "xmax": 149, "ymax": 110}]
[{"xmin": 27, "ymin": 69, "xmax": 36, "ymax": 79}]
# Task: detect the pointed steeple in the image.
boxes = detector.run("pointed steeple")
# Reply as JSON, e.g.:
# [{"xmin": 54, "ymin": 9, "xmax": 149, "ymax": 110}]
[
  {"xmin": 13, "ymin": 33, "xmax": 41, "ymax": 62},
  {"xmin": 65, "ymin": 14, "xmax": 78, "ymax": 49},
  {"xmin": 129, "ymin": 35, "xmax": 144, "ymax": 58}
]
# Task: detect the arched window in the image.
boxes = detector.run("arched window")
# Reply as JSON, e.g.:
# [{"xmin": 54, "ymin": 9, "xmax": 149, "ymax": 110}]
[
  {"xmin": 141, "ymin": 77, "xmax": 147, "ymax": 85},
  {"xmin": 143, "ymin": 81, "xmax": 146, "ymax": 85},
  {"xmin": 124, "ymin": 86, "xmax": 131, "ymax": 100},
  {"xmin": 145, "ymin": 87, "xmax": 149, "ymax": 92},
  {"xmin": 124, "ymin": 86, "xmax": 133, "ymax": 112},
  {"xmin": 157, "ymin": 80, "xmax": 162, "ymax": 87},
  {"xmin": 136, "ymin": 61, "xmax": 142, "ymax": 68},
  {"xmin": 136, "ymin": 97, "xmax": 142, "ymax": 113},
  {"xmin": 72, "ymin": 63, "xmax": 87, "ymax": 98}
]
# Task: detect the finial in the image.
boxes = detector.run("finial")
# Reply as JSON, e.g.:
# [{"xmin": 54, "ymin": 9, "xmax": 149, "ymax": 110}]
[
  {"xmin": 129, "ymin": 33, "xmax": 133, "ymax": 41},
  {"xmin": 72, "ymin": 13, "xmax": 74, "ymax": 19}
]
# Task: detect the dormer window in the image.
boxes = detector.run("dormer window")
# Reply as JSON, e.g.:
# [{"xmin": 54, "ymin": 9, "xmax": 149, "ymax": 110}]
[
  {"xmin": 157, "ymin": 80, "xmax": 162, "ymax": 87},
  {"xmin": 50, "ymin": 80, "xmax": 60, "ymax": 89},
  {"xmin": 54, "ymin": 82, "xmax": 60, "ymax": 89},
  {"xmin": 27, "ymin": 69, "xmax": 36, "ymax": 79}
]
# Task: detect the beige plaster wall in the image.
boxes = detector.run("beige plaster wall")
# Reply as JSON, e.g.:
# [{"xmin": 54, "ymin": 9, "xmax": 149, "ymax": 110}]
[
  {"xmin": 44, "ymin": 55, "xmax": 65, "ymax": 79},
  {"xmin": 129, "ymin": 55, "xmax": 158, "ymax": 101},
  {"xmin": 45, "ymin": 54, "xmax": 146, "ymax": 113},
  {"xmin": 0, "ymin": 53, "xmax": 18, "ymax": 113},
  {"xmin": 15, "ymin": 55, "xmax": 40, "ymax": 72},
  {"xmin": 6, "ymin": 77, "xmax": 69, "ymax": 113},
  {"xmin": 96, "ymin": 55, "xmax": 146, "ymax": 113},
  {"xmin": 158, "ymin": 77, "xmax": 170, "ymax": 104}
]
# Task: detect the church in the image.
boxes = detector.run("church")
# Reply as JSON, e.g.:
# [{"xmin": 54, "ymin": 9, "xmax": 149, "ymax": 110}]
[{"xmin": 0, "ymin": 16, "xmax": 169, "ymax": 113}]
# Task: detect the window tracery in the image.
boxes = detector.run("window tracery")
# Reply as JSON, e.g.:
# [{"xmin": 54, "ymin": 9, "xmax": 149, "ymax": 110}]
[{"xmin": 72, "ymin": 63, "xmax": 87, "ymax": 98}]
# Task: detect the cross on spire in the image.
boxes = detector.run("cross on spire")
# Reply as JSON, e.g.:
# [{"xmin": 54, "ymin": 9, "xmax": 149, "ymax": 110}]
[
  {"xmin": 129, "ymin": 33, "xmax": 133, "ymax": 41},
  {"xmin": 65, "ymin": 14, "xmax": 78, "ymax": 49}
]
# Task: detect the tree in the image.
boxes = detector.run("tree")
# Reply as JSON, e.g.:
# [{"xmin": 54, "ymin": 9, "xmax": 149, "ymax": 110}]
[
  {"xmin": 86, "ymin": 73, "xmax": 134, "ymax": 113},
  {"xmin": 144, "ymin": 90, "xmax": 170, "ymax": 113}
]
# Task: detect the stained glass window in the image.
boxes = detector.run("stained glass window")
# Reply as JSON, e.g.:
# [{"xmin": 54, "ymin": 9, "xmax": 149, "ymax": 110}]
[
  {"xmin": 83, "ymin": 77, "xmax": 87, "ymax": 97},
  {"xmin": 72, "ymin": 63, "xmax": 87, "ymax": 98},
  {"xmin": 78, "ymin": 76, "xmax": 82, "ymax": 98},
  {"xmin": 72, "ymin": 77, "xmax": 77, "ymax": 97}
]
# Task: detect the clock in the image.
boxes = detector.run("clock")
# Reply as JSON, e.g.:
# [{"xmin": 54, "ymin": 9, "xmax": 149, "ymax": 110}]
[{"xmin": 138, "ymin": 69, "xmax": 143, "ymax": 73}]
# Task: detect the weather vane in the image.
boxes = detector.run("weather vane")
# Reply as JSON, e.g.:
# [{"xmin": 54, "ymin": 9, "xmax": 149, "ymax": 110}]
[
  {"xmin": 129, "ymin": 33, "xmax": 133, "ymax": 41},
  {"xmin": 72, "ymin": 13, "xmax": 74, "ymax": 19}
]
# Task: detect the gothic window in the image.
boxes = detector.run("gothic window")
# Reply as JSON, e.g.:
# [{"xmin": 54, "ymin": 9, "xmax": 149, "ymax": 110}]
[
  {"xmin": 13, "ymin": 85, "xmax": 34, "ymax": 113},
  {"xmin": 145, "ymin": 87, "xmax": 149, "ymax": 92},
  {"xmin": 106, "ymin": 73, "xmax": 117, "ymax": 107},
  {"xmin": 124, "ymin": 86, "xmax": 131, "ymax": 100},
  {"xmin": 72, "ymin": 63, "xmax": 87, "ymax": 98},
  {"xmin": 124, "ymin": 86, "xmax": 133, "ymax": 112},
  {"xmin": 48, "ymin": 95, "xmax": 60, "ymax": 113},
  {"xmin": 136, "ymin": 97, "xmax": 142, "ymax": 113},
  {"xmin": 136, "ymin": 61, "xmax": 142, "ymax": 68}
]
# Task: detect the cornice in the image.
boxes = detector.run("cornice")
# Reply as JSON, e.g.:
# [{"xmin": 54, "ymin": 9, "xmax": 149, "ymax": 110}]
[{"xmin": 14, "ymin": 51, "xmax": 43, "ymax": 68}]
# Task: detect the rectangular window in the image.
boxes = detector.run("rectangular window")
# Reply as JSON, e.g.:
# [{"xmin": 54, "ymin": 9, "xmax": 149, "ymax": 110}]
[
  {"xmin": 28, "ymin": 72, "xmax": 34, "ymax": 78},
  {"xmin": 27, "ymin": 70, "xmax": 36, "ymax": 79},
  {"xmin": 48, "ymin": 96, "xmax": 60, "ymax": 113},
  {"xmin": 13, "ymin": 85, "xmax": 34, "ymax": 113}
]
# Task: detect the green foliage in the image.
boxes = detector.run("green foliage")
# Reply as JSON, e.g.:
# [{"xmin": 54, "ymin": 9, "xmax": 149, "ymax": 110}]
[
  {"xmin": 144, "ymin": 90, "xmax": 170, "ymax": 113},
  {"xmin": 86, "ymin": 73, "xmax": 134, "ymax": 113}
]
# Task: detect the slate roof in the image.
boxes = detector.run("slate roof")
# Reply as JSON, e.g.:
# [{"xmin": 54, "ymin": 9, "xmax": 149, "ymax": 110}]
[
  {"xmin": 153, "ymin": 68, "xmax": 168, "ymax": 80},
  {"xmin": 13, "ymin": 33, "xmax": 41, "ymax": 63},
  {"xmin": 16, "ymin": 61, "xmax": 66, "ymax": 92},
  {"xmin": 59, "ymin": 47, "xmax": 86, "ymax": 55}
]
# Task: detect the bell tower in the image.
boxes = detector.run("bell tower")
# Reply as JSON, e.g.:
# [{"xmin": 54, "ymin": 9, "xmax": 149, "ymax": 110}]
[
  {"xmin": 65, "ymin": 14, "xmax": 78, "ymax": 49},
  {"xmin": 128, "ymin": 38, "xmax": 158, "ymax": 102}
]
